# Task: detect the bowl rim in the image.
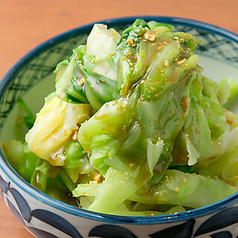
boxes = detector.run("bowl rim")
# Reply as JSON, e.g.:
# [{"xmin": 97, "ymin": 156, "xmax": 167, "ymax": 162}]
[{"xmin": 1, "ymin": 15, "xmax": 238, "ymax": 225}]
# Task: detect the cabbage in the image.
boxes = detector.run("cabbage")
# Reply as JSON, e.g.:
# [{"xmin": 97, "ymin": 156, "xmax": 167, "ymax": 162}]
[
  {"xmin": 86, "ymin": 24, "xmax": 120, "ymax": 58},
  {"xmin": 5, "ymin": 19, "xmax": 238, "ymax": 216},
  {"xmin": 130, "ymin": 170, "xmax": 237, "ymax": 208},
  {"xmin": 26, "ymin": 93, "xmax": 92, "ymax": 166}
]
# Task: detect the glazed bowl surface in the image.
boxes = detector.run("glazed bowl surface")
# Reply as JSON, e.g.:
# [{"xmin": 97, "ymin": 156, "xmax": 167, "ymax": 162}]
[{"xmin": 1, "ymin": 16, "xmax": 238, "ymax": 238}]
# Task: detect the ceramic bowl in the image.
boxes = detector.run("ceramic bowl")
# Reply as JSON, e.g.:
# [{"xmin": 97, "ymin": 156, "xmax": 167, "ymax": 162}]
[{"xmin": 1, "ymin": 16, "xmax": 238, "ymax": 238}]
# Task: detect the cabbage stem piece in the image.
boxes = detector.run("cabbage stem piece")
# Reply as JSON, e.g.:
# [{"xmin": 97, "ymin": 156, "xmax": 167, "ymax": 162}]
[
  {"xmin": 88, "ymin": 168, "xmax": 139, "ymax": 213},
  {"xmin": 130, "ymin": 170, "xmax": 237, "ymax": 208},
  {"xmin": 26, "ymin": 93, "xmax": 92, "ymax": 166},
  {"xmin": 86, "ymin": 24, "xmax": 120, "ymax": 58}
]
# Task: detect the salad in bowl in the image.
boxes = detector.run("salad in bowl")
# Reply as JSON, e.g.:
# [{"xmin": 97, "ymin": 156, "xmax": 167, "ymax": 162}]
[{"xmin": 3, "ymin": 19, "xmax": 238, "ymax": 217}]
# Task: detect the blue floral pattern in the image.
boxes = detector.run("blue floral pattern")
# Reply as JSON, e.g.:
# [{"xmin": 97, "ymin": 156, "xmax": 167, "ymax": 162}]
[
  {"xmin": 88, "ymin": 224, "xmax": 138, "ymax": 238},
  {"xmin": 31, "ymin": 209, "xmax": 83, "ymax": 238},
  {"xmin": 149, "ymin": 219, "xmax": 195, "ymax": 238}
]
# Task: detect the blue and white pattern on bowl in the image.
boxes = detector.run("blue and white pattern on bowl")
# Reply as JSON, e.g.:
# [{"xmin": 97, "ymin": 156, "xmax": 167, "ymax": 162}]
[{"xmin": 1, "ymin": 16, "xmax": 238, "ymax": 238}]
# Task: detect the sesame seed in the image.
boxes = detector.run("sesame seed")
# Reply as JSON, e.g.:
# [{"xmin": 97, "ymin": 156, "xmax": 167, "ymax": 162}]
[
  {"xmin": 127, "ymin": 39, "xmax": 134, "ymax": 45},
  {"xmin": 129, "ymin": 62, "xmax": 134, "ymax": 67},
  {"xmin": 143, "ymin": 31, "xmax": 158, "ymax": 42},
  {"xmin": 176, "ymin": 58, "xmax": 186, "ymax": 65},
  {"xmin": 127, "ymin": 52, "xmax": 133, "ymax": 57},
  {"xmin": 163, "ymin": 60, "xmax": 169, "ymax": 67},
  {"xmin": 79, "ymin": 78, "xmax": 84, "ymax": 86},
  {"xmin": 117, "ymin": 103, "xmax": 123, "ymax": 109},
  {"xmin": 129, "ymin": 163, "xmax": 135, "ymax": 167}
]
